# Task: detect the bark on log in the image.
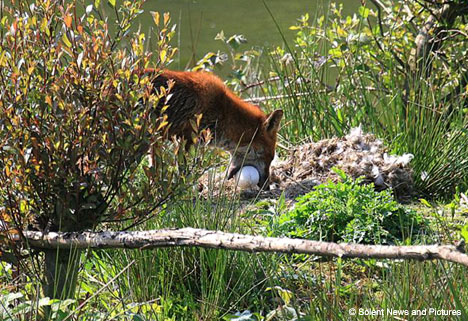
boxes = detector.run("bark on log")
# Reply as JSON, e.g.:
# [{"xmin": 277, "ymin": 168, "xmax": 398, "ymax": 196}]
[{"xmin": 11, "ymin": 228, "xmax": 468, "ymax": 267}]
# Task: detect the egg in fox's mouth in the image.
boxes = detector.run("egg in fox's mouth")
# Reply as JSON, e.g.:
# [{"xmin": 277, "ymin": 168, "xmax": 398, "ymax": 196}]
[{"xmin": 227, "ymin": 164, "xmax": 268, "ymax": 188}]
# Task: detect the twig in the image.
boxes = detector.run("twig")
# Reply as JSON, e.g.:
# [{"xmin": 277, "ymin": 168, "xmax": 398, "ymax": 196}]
[
  {"xmin": 368, "ymin": 0, "xmax": 386, "ymax": 37},
  {"xmin": 10, "ymin": 228, "xmax": 468, "ymax": 268},
  {"xmin": 244, "ymin": 92, "xmax": 311, "ymax": 104},
  {"xmin": 240, "ymin": 76, "xmax": 280, "ymax": 92}
]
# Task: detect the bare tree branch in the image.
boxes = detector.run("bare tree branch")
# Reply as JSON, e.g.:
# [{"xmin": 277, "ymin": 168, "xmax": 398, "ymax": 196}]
[
  {"xmin": 245, "ymin": 92, "xmax": 312, "ymax": 104},
  {"xmin": 9, "ymin": 228, "xmax": 468, "ymax": 267},
  {"xmin": 239, "ymin": 76, "xmax": 281, "ymax": 92},
  {"xmin": 414, "ymin": 1, "xmax": 468, "ymax": 69}
]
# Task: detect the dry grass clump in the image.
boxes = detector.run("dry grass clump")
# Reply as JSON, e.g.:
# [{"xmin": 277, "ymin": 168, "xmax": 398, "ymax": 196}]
[{"xmin": 199, "ymin": 128, "xmax": 414, "ymax": 201}]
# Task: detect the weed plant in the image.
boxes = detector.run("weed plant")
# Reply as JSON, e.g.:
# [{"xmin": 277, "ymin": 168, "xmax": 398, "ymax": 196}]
[{"xmin": 269, "ymin": 169, "xmax": 426, "ymax": 244}]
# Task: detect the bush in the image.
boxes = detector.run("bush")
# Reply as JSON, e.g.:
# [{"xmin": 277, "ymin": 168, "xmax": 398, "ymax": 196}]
[
  {"xmin": 271, "ymin": 169, "xmax": 425, "ymax": 244},
  {"xmin": 0, "ymin": 0, "xmax": 186, "ymax": 233},
  {"xmin": 0, "ymin": 0, "xmax": 210, "ymax": 301}
]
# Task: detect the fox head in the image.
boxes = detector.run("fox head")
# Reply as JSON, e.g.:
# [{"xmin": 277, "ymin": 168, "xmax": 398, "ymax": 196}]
[{"xmin": 227, "ymin": 109, "xmax": 283, "ymax": 188}]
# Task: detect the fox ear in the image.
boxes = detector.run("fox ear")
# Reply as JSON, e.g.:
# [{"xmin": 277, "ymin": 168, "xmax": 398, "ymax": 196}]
[{"xmin": 264, "ymin": 109, "xmax": 283, "ymax": 134}]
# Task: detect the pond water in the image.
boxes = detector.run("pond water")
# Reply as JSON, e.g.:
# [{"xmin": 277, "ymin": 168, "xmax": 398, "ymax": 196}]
[{"xmin": 135, "ymin": 0, "xmax": 362, "ymax": 69}]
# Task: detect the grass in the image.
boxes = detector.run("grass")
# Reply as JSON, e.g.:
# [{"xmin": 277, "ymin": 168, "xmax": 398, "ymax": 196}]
[
  {"xmin": 262, "ymin": 259, "xmax": 468, "ymax": 321},
  {"xmin": 3, "ymin": 182, "xmax": 467, "ymax": 320},
  {"xmin": 73, "ymin": 188, "xmax": 278, "ymax": 320},
  {"xmin": 36, "ymin": 182, "xmax": 462, "ymax": 321}
]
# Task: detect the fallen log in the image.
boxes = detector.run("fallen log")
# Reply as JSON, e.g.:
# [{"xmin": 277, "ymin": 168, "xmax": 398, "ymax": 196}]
[{"xmin": 10, "ymin": 227, "xmax": 468, "ymax": 267}]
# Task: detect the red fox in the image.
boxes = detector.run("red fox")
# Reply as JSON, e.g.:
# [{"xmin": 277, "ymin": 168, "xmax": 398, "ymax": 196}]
[{"xmin": 151, "ymin": 69, "xmax": 283, "ymax": 188}]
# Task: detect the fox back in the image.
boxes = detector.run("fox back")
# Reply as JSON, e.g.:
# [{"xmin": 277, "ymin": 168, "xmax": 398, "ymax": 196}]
[{"xmin": 152, "ymin": 69, "xmax": 283, "ymax": 188}]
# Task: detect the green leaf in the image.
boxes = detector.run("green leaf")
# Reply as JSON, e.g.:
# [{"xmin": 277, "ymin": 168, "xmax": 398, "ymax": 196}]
[
  {"xmin": 3, "ymin": 292, "xmax": 23, "ymax": 303},
  {"xmin": 38, "ymin": 297, "xmax": 52, "ymax": 307},
  {"xmin": 461, "ymin": 224, "xmax": 468, "ymax": 242},
  {"xmin": 226, "ymin": 34, "xmax": 247, "ymax": 50},
  {"xmin": 132, "ymin": 314, "xmax": 145, "ymax": 321},
  {"xmin": 359, "ymin": 6, "xmax": 370, "ymax": 18},
  {"xmin": 328, "ymin": 47, "xmax": 343, "ymax": 58},
  {"xmin": 62, "ymin": 33, "xmax": 72, "ymax": 47},
  {"xmin": 419, "ymin": 198, "xmax": 432, "ymax": 208},
  {"xmin": 11, "ymin": 302, "xmax": 32, "ymax": 315},
  {"xmin": 159, "ymin": 49, "xmax": 167, "ymax": 63},
  {"xmin": 215, "ymin": 30, "xmax": 225, "ymax": 42},
  {"xmin": 269, "ymin": 171, "xmax": 423, "ymax": 245}
]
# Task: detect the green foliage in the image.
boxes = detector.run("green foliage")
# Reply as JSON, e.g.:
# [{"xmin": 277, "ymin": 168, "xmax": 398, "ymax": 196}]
[
  {"xmin": 271, "ymin": 169, "xmax": 424, "ymax": 244},
  {"xmin": 0, "ymin": 291, "xmax": 76, "ymax": 321},
  {"xmin": 0, "ymin": 0, "xmax": 203, "ymax": 234},
  {"xmin": 461, "ymin": 224, "xmax": 468, "ymax": 243},
  {"xmin": 192, "ymin": 31, "xmax": 263, "ymax": 93}
]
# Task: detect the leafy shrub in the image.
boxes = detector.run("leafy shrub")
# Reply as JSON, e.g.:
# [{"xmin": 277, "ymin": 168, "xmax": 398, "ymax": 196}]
[
  {"xmin": 0, "ymin": 0, "xmax": 190, "ymax": 233},
  {"xmin": 0, "ymin": 0, "xmax": 212, "ymax": 301},
  {"xmin": 271, "ymin": 169, "xmax": 425, "ymax": 244}
]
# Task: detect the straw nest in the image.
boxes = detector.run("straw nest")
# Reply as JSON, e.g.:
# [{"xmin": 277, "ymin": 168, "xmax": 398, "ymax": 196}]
[{"xmin": 199, "ymin": 127, "xmax": 414, "ymax": 201}]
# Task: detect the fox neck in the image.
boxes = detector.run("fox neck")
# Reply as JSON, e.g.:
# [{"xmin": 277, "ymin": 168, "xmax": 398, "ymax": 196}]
[{"xmin": 212, "ymin": 92, "xmax": 265, "ymax": 153}]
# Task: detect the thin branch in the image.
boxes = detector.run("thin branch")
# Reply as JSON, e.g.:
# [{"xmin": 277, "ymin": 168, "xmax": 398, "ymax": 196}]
[
  {"xmin": 10, "ymin": 228, "xmax": 468, "ymax": 268},
  {"xmin": 244, "ymin": 92, "xmax": 312, "ymax": 104},
  {"xmin": 368, "ymin": 0, "xmax": 386, "ymax": 37},
  {"xmin": 239, "ymin": 76, "xmax": 280, "ymax": 92}
]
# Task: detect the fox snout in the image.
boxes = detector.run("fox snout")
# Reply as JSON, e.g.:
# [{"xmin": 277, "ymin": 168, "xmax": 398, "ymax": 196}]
[{"xmin": 226, "ymin": 109, "xmax": 283, "ymax": 189}]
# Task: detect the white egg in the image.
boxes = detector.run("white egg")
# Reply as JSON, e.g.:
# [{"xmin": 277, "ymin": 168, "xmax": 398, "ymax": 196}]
[{"xmin": 237, "ymin": 166, "xmax": 260, "ymax": 189}]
